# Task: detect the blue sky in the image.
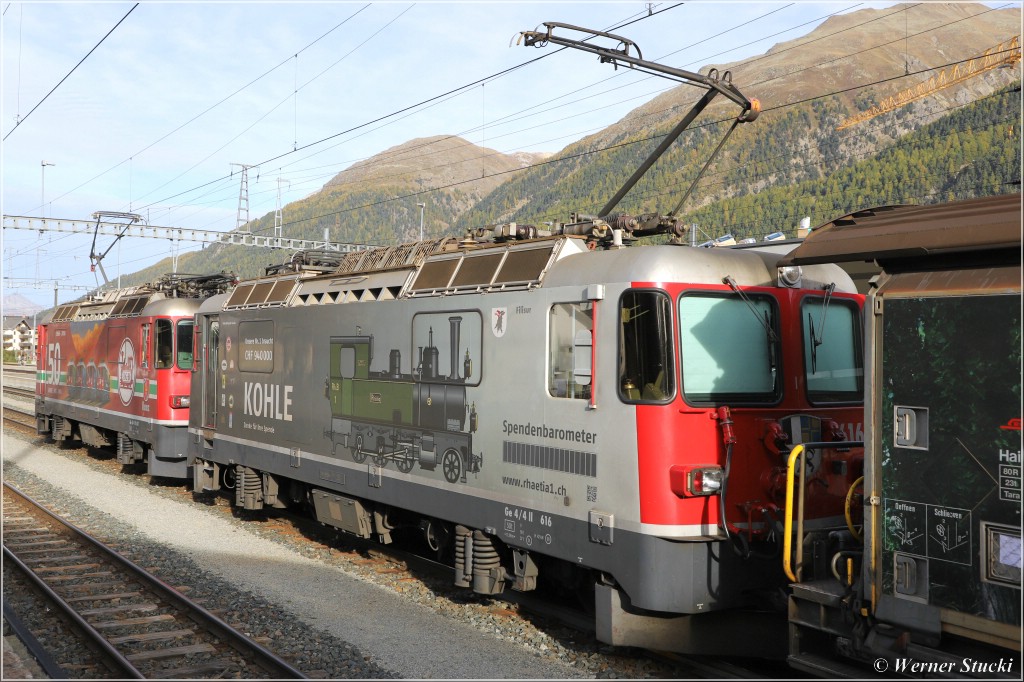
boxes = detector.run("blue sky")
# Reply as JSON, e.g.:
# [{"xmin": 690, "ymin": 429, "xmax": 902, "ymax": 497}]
[{"xmin": 0, "ymin": 1, "xmax": 975, "ymax": 306}]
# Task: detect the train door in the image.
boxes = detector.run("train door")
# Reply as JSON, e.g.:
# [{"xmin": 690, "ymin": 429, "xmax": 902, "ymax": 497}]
[{"xmin": 200, "ymin": 315, "xmax": 220, "ymax": 429}]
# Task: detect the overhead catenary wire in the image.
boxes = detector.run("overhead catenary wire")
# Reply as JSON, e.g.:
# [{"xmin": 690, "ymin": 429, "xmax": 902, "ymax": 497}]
[
  {"xmin": 136, "ymin": 1, "xmax": 928, "ymax": 225},
  {"xmin": 2, "ymin": 3, "xmax": 139, "ymax": 141},
  {"xmin": 16, "ymin": 2, "xmax": 995, "ymax": 222},
  {"xmin": 637, "ymin": 88, "xmax": 1020, "ymax": 201},
  {"xmin": 44, "ymin": 4, "xmax": 373, "ymax": 216},
  {"xmin": 125, "ymin": 3, "xmax": 686, "ymax": 222},
  {"xmin": 207, "ymin": 0, "xmax": 1007, "ymax": 220},
  {"xmin": 268, "ymin": 45, "xmax": 1020, "ymax": 235},
  {"xmin": 16, "ymin": 1, "xmax": 1007, "ymax": 228},
  {"xmin": 7, "ymin": 4, "xmax": 1016, "ymax": 293},
  {"xmin": 31, "ymin": 1, "xmax": 838, "ymax": 227},
  {"xmin": 6, "ymin": 4, "xmax": 688, "ymax": 290}
]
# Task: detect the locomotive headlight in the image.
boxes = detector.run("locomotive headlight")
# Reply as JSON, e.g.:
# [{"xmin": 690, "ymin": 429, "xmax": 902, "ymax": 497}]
[
  {"xmin": 778, "ymin": 265, "xmax": 802, "ymax": 288},
  {"xmin": 170, "ymin": 395, "xmax": 191, "ymax": 409},
  {"xmin": 689, "ymin": 467, "xmax": 723, "ymax": 495},
  {"xmin": 669, "ymin": 465, "xmax": 724, "ymax": 497}
]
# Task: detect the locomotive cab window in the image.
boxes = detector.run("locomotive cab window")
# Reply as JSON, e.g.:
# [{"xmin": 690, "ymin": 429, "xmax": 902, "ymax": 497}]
[
  {"xmin": 618, "ymin": 291, "xmax": 674, "ymax": 403},
  {"xmin": 176, "ymin": 320, "xmax": 195, "ymax": 370},
  {"xmin": 155, "ymin": 319, "xmax": 174, "ymax": 369},
  {"xmin": 801, "ymin": 295, "xmax": 862, "ymax": 403},
  {"xmin": 549, "ymin": 302, "xmax": 593, "ymax": 399},
  {"xmin": 679, "ymin": 293, "xmax": 779, "ymax": 404}
]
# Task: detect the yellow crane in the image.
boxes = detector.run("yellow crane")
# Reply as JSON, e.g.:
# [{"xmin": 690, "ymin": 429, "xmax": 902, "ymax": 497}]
[{"xmin": 838, "ymin": 36, "xmax": 1020, "ymax": 130}]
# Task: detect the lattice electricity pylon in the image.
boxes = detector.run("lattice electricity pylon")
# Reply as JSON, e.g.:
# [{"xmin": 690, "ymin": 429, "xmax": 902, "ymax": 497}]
[{"xmin": 231, "ymin": 162, "xmax": 259, "ymax": 233}]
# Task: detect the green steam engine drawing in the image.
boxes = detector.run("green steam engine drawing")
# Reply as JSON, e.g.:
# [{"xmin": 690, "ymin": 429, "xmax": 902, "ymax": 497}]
[{"xmin": 326, "ymin": 314, "xmax": 481, "ymax": 484}]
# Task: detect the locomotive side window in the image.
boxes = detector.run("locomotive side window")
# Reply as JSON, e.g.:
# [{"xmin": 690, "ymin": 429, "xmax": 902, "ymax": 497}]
[
  {"xmin": 176, "ymin": 320, "xmax": 195, "ymax": 370},
  {"xmin": 332, "ymin": 344, "xmax": 359, "ymax": 379},
  {"xmin": 618, "ymin": 291, "xmax": 674, "ymax": 403},
  {"xmin": 679, "ymin": 293, "xmax": 779, "ymax": 404},
  {"xmin": 801, "ymin": 296, "xmax": 862, "ymax": 403},
  {"xmin": 140, "ymin": 323, "xmax": 151, "ymax": 369},
  {"xmin": 155, "ymin": 319, "xmax": 174, "ymax": 369},
  {"xmin": 548, "ymin": 302, "xmax": 593, "ymax": 399}
]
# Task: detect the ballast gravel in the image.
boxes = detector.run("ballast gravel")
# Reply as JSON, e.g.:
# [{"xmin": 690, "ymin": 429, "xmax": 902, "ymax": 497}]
[{"xmin": 0, "ymin": 419, "xmax": 675, "ymax": 679}]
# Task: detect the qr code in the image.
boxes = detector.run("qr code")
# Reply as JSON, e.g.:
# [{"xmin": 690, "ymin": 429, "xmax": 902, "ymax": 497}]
[{"xmin": 587, "ymin": 485, "xmax": 597, "ymax": 503}]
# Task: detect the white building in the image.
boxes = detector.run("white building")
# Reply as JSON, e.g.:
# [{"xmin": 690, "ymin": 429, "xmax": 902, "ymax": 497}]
[{"xmin": 2, "ymin": 316, "xmax": 37, "ymax": 363}]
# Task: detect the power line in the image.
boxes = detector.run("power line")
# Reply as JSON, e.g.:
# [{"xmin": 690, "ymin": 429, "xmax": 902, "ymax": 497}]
[
  {"xmin": 12, "ymin": 5, "xmax": 1014, "ymax": 271},
  {"xmin": 3, "ymin": 3, "xmax": 139, "ymax": 141},
  {"xmin": 273, "ymin": 49, "xmax": 1020, "ymax": 233},
  {"xmin": 643, "ymin": 109, "xmax": 1019, "ymax": 212},
  {"xmin": 128, "ymin": 4, "xmax": 687, "ymax": 220},
  {"xmin": 46, "ymin": 3, "xmax": 373, "ymax": 217},
  {"xmin": 149, "ymin": 2, "xmax": 906, "ymax": 222}
]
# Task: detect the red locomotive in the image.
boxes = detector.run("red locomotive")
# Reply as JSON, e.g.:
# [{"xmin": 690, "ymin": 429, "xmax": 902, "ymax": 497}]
[{"xmin": 36, "ymin": 273, "xmax": 234, "ymax": 477}]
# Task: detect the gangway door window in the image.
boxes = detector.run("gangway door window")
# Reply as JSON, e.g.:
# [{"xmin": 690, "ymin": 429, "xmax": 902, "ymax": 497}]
[{"xmin": 801, "ymin": 297, "xmax": 862, "ymax": 403}]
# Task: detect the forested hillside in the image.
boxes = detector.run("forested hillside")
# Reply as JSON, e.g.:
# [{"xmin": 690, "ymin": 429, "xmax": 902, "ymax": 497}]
[
  {"xmin": 452, "ymin": 3, "xmax": 1019, "ymax": 235},
  {"xmin": 673, "ymin": 83, "xmax": 1021, "ymax": 240},
  {"xmin": 107, "ymin": 2, "xmax": 1021, "ymax": 288}
]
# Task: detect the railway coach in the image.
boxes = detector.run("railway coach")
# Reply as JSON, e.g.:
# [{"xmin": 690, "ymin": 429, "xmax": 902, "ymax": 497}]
[
  {"xmin": 35, "ymin": 273, "xmax": 235, "ymax": 478},
  {"xmin": 187, "ymin": 230, "xmax": 866, "ymax": 655},
  {"xmin": 782, "ymin": 193, "xmax": 1021, "ymax": 677}
]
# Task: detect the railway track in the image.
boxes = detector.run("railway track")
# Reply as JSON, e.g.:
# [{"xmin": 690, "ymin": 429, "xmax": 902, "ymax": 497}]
[
  {"xmin": 2, "ymin": 482, "xmax": 307, "ymax": 679},
  {"xmin": 4, "ymin": 385, "xmax": 35, "ymax": 401},
  {"xmin": 2, "ymin": 403, "xmax": 36, "ymax": 430}
]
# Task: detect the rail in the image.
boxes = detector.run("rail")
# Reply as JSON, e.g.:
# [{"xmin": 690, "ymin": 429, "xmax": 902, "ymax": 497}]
[{"xmin": 2, "ymin": 482, "xmax": 308, "ymax": 679}]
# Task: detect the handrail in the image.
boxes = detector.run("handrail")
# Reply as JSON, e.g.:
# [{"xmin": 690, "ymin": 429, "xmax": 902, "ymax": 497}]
[
  {"xmin": 784, "ymin": 441, "xmax": 865, "ymax": 583},
  {"xmin": 783, "ymin": 444, "xmax": 805, "ymax": 582}
]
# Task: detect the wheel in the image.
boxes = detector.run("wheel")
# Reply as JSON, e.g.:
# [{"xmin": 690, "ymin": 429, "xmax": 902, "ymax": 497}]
[
  {"xmin": 222, "ymin": 465, "xmax": 236, "ymax": 490},
  {"xmin": 442, "ymin": 448, "xmax": 462, "ymax": 483},
  {"xmin": 422, "ymin": 518, "xmax": 452, "ymax": 560},
  {"xmin": 351, "ymin": 434, "xmax": 366, "ymax": 463},
  {"xmin": 396, "ymin": 455, "xmax": 414, "ymax": 473}
]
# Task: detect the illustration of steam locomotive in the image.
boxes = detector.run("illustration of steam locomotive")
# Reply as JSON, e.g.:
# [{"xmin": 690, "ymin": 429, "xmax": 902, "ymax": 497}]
[{"xmin": 325, "ymin": 315, "xmax": 481, "ymax": 483}]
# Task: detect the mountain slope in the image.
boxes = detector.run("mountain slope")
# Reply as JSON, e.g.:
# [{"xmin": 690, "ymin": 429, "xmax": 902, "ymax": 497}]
[
  {"xmin": 249, "ymin": 135, "xmax": 548, "ymax": 246},
  {"xmin": 108, "ymin": 2, "xmax": 1020, "ymax": 289},
  {"xmin": 454, "ymin": 2, "xmax": 1020, "ymax": 231}
]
